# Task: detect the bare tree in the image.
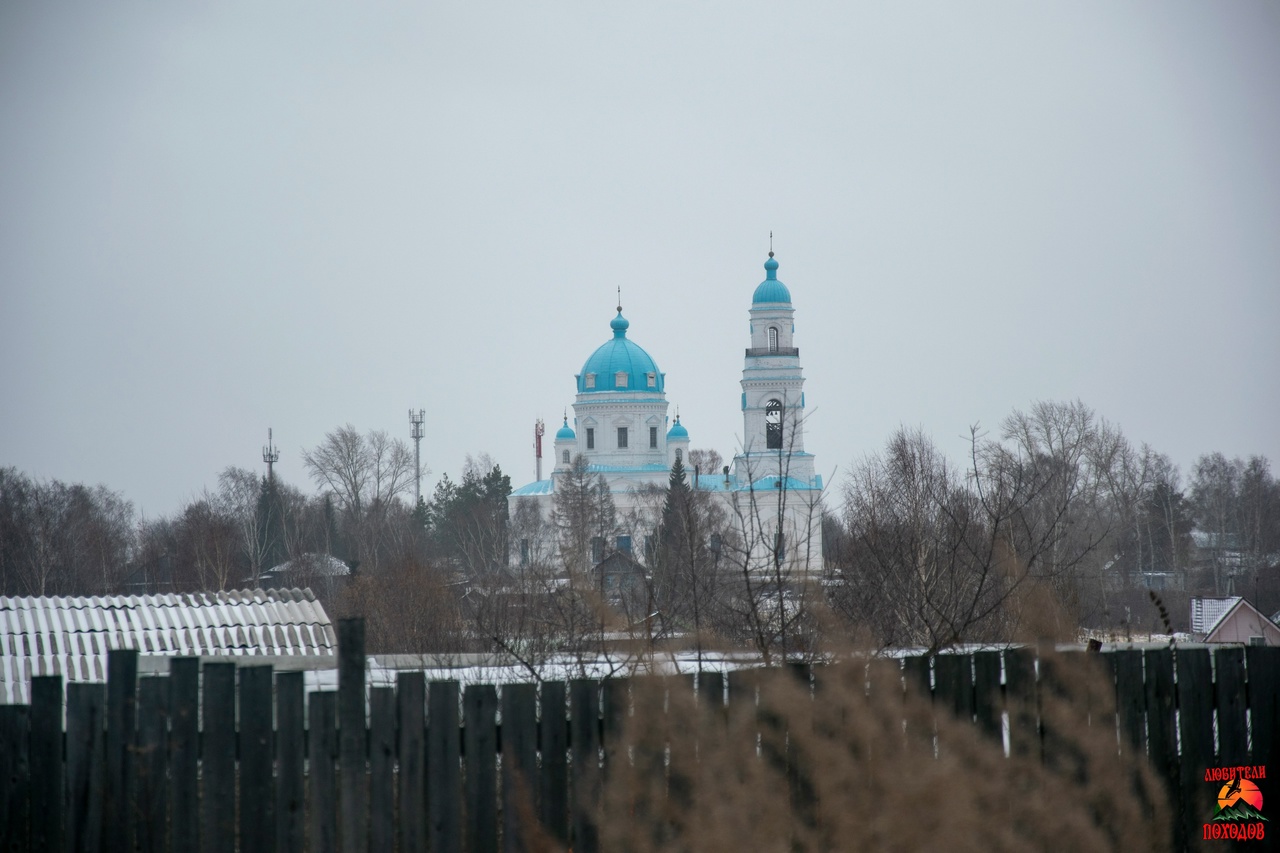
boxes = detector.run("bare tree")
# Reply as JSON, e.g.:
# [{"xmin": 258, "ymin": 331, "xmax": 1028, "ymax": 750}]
[
  {"xmin": 0, "ymin": 470, "xmax": 135, "ymax": 596},
  {"xmin": 216, "ymin": 466, "xmax": 277, "ymax": 586},
  {"xmin": 832, "ymin": 402, "xmax": 1120, "ymax": 651},
  {"xmin": 836, "ymin": 427, "xmax": 997, "ymax": 649},
  {"xmin": 302, "ymin": 424, "xmax": 415, "ymax": 572},
  {"xmin": 1191, "ymin": 452, "xmax": 1242, "ymax": 594},
  {"xmin": 720, "ymin": 419, "xmax": 825, "ymax": 663},
  {"xmin": 175, "ymin": 491, "xmax": 239, "ymax": 591}
]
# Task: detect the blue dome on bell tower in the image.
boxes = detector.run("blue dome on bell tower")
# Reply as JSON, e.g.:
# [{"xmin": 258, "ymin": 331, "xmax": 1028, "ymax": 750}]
[{"xmin": 752, "ymin": 253, "xmax": 792, "ymax": 304}]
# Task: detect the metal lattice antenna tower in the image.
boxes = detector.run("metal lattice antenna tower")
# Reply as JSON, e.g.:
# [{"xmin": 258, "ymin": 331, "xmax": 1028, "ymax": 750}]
[
  {"xmin": 409, "ymin": 409, "xmax": 426, "ymax": 504},
  {"xmin": 534, "ymin": 419, "xmax": 546, "ymax": 481},
  {"xmin": 262, "ymin": 428, "xmax": 280, "ymax": 482}
]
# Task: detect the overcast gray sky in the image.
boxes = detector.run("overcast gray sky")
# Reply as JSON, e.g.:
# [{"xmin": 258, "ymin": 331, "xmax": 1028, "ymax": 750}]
[{"xmin": 2, "ymin": 2, "xmax": 1277, "ymax": 518}]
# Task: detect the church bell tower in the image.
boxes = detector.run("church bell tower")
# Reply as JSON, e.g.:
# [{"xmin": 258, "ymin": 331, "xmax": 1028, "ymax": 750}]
[{"xmin": 734, "ymin": 251, "xmax": 816, "ymax": 487}]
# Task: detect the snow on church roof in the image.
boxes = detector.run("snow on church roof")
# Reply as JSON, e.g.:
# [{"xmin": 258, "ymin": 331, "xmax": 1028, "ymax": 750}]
[
  {"xmin": 511, "ymin": 479, "xmax": 555, "ymax": 497},
  {"xmin": 0, "ymin": 588, "xmax": 335, "ymax": 703}
]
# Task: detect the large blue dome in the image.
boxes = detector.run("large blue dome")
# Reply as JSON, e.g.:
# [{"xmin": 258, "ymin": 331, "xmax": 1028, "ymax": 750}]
[
  {"xmin": 752, "ymin": 255, "xmax": 792, "ymax": 304},
  {"xmin": 578, "ymin": 310, "xmax": 665, "ymax": 394}
]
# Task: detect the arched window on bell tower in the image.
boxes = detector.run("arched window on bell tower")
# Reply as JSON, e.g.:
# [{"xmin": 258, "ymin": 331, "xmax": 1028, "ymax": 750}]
[
  {"xmin": 766, "ymin": 398, "xmax": 783, "ymax": 449},
  {"xmin": 768, "ymin": 326, "xmax": 779, "ymax": 353}
]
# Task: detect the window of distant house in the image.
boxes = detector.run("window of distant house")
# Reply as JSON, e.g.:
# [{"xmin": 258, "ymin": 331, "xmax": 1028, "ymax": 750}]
[
  {"xmin": 617, "ymin": 427, "xmax": 628, "ymax": 448},
  {"xmin": 617, "ymin": 535, "xmax": 632, "ymax": 555},
  {"xmin": 562, "ymin": 450, "xmax": 570, "ymax": 464},
  {"xmin": 615, "ymin": 371, "xmax": 628, "ymax": 388},
  {"xmin": 766, "ymin": 398, "xmax": 783, "ymax": 449},
  {"xmin": 586, "ymin": 428, "xmax": 595, "ymax": 449},
  {"xmin": 1251, "ymin": 636, "xmax": 1267, "ymax": 646},
  {"xmin": 520, "ymin": 538, "xmax": 530, "ymax": 566},
  {"xmin": 584, "ymin": 373, "xmax": 595, "ymax": 389},
  {"xmin": 774, "ymin": 530, "xmax": 786, "ymax": 562},
  {"xmin": 768, "ymin": 326, "xmax": 779, "ymax": 352},
  {"xmin": 647, "ymin": 372, "xmax": 656, "ymax": 388},
  {"xmin": 591, "ymin": 537, "xmax": 605, "ymax": 564},
  {"xmin": 675, "ymin": 448, "xmax": 682, "ymax": 464},
  {"xmin": 649, "ymin": 427, "xmax": 658, "ymax": 449}
]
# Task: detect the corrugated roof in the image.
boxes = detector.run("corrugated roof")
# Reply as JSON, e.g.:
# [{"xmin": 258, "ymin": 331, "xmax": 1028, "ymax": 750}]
[
  {"xmin": 0, "ymin": 588, "xmax": 335, "ymax": 703},
  {"xmin": 1190, "ymin": 596, "xmax": 1241, "ymax": 635}
]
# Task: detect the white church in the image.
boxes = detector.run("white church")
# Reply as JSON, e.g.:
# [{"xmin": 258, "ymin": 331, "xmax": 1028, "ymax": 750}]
[{"xmin": 509, "ymin": 252, "xmax": 824, "ymax": 575}]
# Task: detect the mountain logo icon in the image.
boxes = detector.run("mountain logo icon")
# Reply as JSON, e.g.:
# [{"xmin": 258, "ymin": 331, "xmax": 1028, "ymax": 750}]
[{"xmin": 1212, "ymin": 778, "xmax": 1266, "ymax": 823}]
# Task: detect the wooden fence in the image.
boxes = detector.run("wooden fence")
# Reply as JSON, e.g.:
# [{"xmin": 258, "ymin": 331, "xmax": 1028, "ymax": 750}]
[{"xmin": 0, "ymin": 619, "xmax": 1276, "ymax": 852}]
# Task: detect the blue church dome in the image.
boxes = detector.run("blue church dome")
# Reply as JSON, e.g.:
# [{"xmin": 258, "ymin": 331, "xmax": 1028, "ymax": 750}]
[
  {"xmin": 578, "ymin": 309, "xmax": 665, "ymax": 394},
  {"xmin": 667, "ymin": 416, "xmax": 688, "ymax": 439},
  {"xmin": 752, "ymin": 254, "xmax": 792, "ymax": 304},
  {"xmin": 555, "ymin": 417, "xmax": 576, "ymax": 440}
]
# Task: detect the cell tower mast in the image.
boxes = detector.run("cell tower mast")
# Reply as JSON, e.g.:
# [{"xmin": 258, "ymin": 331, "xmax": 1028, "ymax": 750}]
[
  {"xmin": 262, "ymin": 428, "xmax": 280, "ymax": 482},
  {"xmin": 409, "ymin": 409, "xmax": 426, "ymax": 504},
  {"xmin": 534, "ymin": 418, "xmax": 545, "ymax": 481}
]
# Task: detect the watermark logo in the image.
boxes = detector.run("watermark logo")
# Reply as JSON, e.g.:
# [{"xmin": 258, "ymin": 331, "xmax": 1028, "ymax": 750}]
[{"xmin": 1203, "ymin": 766, "xmax": 1267, "ymax": 842}]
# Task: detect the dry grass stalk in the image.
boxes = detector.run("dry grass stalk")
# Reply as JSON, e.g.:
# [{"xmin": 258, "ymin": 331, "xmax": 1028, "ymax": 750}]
[{"xmin": 568, "ymin": 653, "xmax": 1173, "ymax": 852}]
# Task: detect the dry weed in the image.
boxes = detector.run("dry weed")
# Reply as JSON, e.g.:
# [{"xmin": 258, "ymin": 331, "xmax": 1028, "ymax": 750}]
[{"xmin": 582, "ymin": 653, "xmax": 1171, "ymax": 852}]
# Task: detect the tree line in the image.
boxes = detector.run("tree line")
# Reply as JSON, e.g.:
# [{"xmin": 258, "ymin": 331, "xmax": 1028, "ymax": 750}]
[{"xmin": 2, "ymin": 401, "xmax": 1277, "ymax": 659}]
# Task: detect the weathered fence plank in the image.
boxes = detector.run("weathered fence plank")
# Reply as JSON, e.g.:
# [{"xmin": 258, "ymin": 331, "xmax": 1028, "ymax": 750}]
[
  {"xmin": 368, "ymin": 687, "xmax": 396, "ymax": 853},
  {"xmin": 105, "ymin": 647, "xmax": 138, "ymax": 853},
  {"xmin": 428, "ymin": 680, "xmax": 461, "ymax": 853},
  {"xmin": 168, "ymin": 658, "xmax": 199, "ymax": 853},
  {"xmin": 1245, "ymin": 646, "xmax": 1278, "ymax": 764},
  {"xmin": 464, "ymin": 683, "xmax": 498, "ymax": 853},
  {"xmin": 971, "ymin": 651, "xmax": 1001, "ymax": 741},
  {"xmin": 66, "ymin": 682, "xmax": 106, "ymax": 853},
  {"xmin": 396, "ymin": 672, "xmax": 426, "ymax": 853},
  {"xmin": 1110, "ymin": 650, "xmax": 1145, "ymax": 757},
  {"xmin": 1142, "ymin": 648, "xmax": 1180, "ymax": 852},
  {"xmin": 309, "ymin": 691, "xmax": 338, "ymax": 853},
  {"xmin": 1176, "ymin": 648, "xmax": 1214, "ymax": 845},
  {"xmin": 239, "ymin": 665, "xmax": 276, "ymax": 853},
  {"xmin": 276, "ymin": 671, "xmax": 306, "ymax": 853},
  {"xmin": 569, "ymin": 679, "xmax": 600, "ymax": 853},
  {"xmin": 1142, "ymin": 648, "xmax": 1178, "ymax": 786},
  {"xmin": 1003, "ymin": 649, "xmax": 1037, "ymax": 759},
  {"xmin": 901, "ymin": 656, "xmax": 933, "ymax": 749},
  {"xmin": 901, "ymin": 654, "xmax": 930, "ymax": 699},
  {"xmin": 698, "ymin": 671, "xmax": 725, "ymax": 717},
  {"xmin": 337, "ymin": 619, "xmax": 366, "ymax": 853},
  {"xmin": 539, "ymin": 681, "xmax": 569, "ymax": 845},
  {"xmin": 29, "ymin": 675, "xmax": 63, "ymax": 853},
  {"xmin": 201, "ymin": 662, "xmax": 237, "ymax": 853},
  {"xmin": 933, "ymin": 654, "xmax": 970, "ymax": 723},
  {"xmin": 1214, "ymin": 647, "xmax": 1248, "ymax": 765},
  {"xmin": 502, "ymin": 682, "xmax": 538, "ymax": 853},
  {"xmin": 0, "ymin": 704, "xmax": 30, "ymax": 853},
  {"xmin": 135, "ymin": 676, "xmax": 169, "ymax": 853}
]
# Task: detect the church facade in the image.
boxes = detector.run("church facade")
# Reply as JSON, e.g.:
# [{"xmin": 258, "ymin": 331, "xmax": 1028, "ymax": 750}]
[{"xmin": 509, "ymin": 253, "xmax": 824, "ymax": 575}]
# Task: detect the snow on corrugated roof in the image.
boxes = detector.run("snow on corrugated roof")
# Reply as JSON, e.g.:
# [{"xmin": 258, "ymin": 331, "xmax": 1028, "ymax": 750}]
[
  {"xmin": 0, "ymin": 589, "xmax": 335, "ymax": 703},
  {"xmin": 1190, "ymin": 596, "xmax": 1241, "ymax": 635}
]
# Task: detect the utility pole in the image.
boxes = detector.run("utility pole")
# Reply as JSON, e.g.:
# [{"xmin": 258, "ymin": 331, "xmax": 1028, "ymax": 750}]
[
  {"xmin": 409, "ymin": 409, "xmax": 426, "ymax": 504},
  {"xmin": 262, "ymin": 428, "xmax": 280, "ymax": 482}
]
